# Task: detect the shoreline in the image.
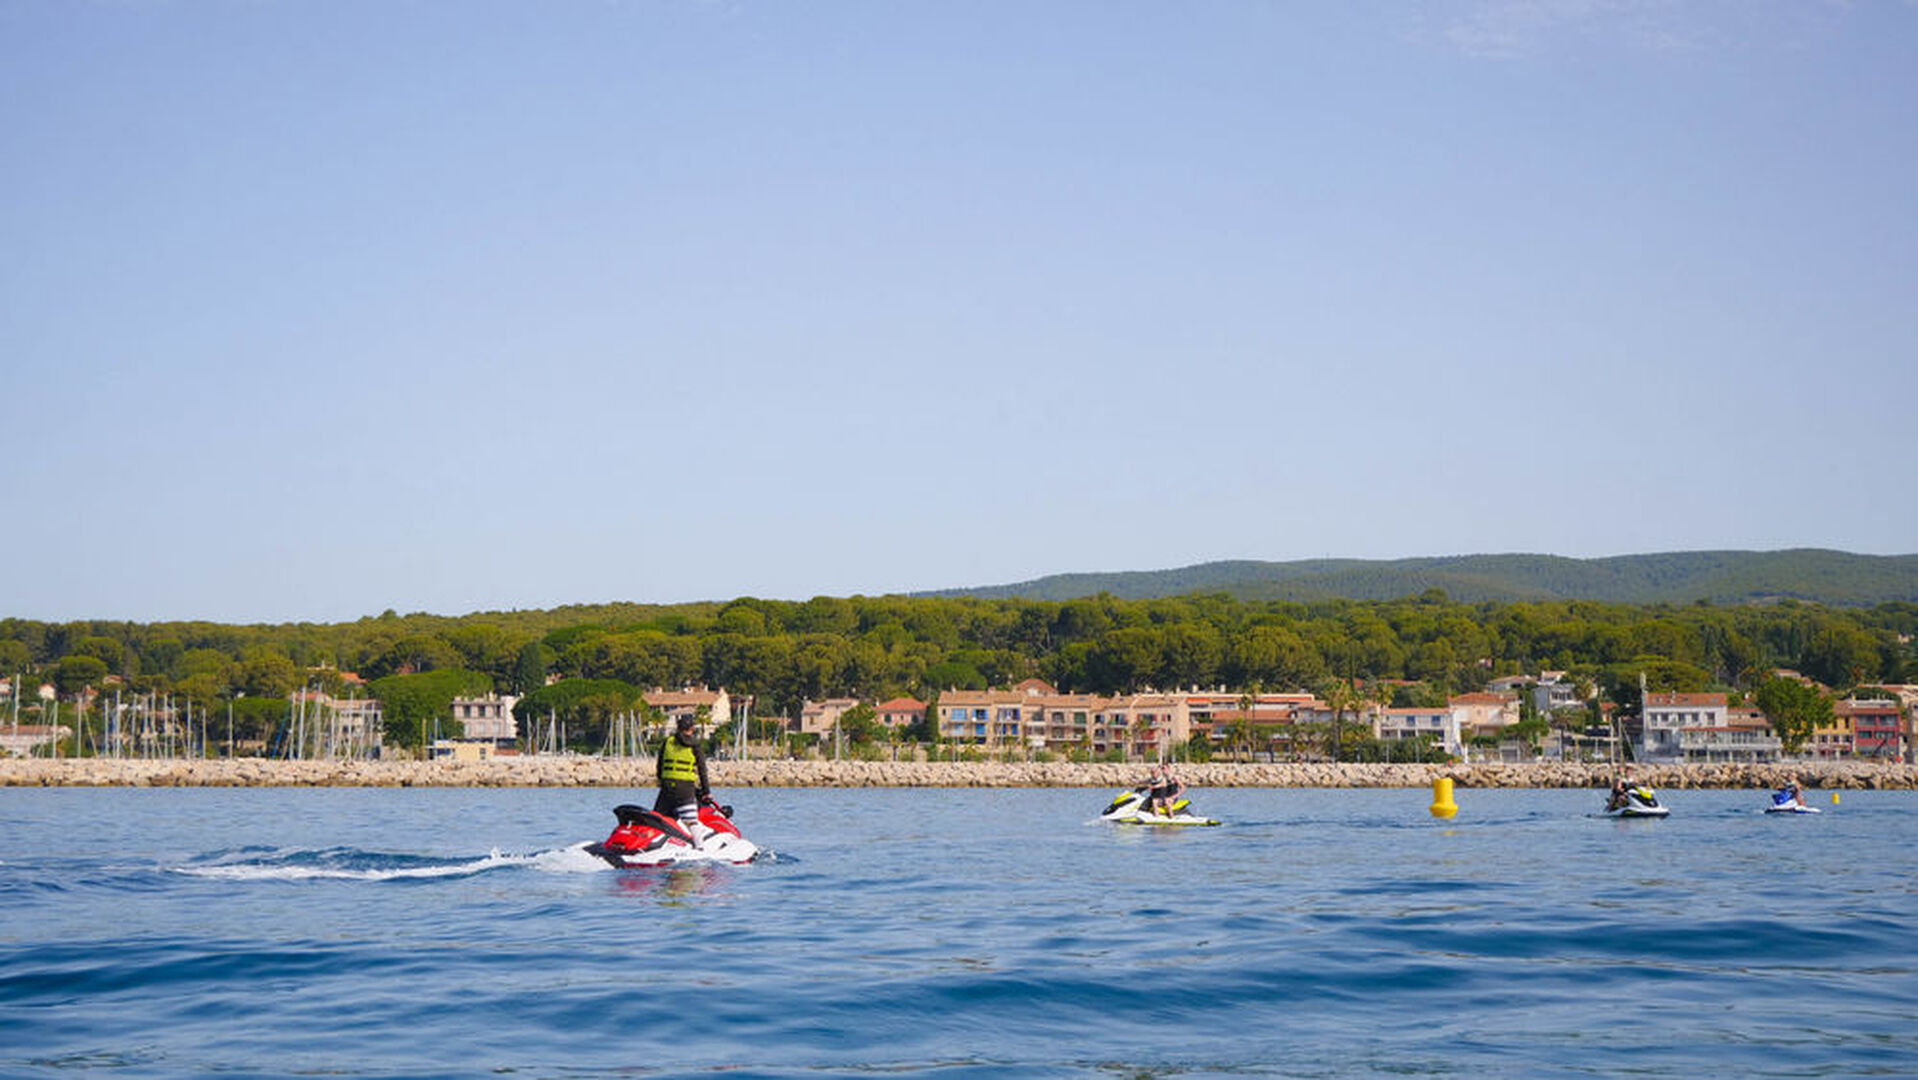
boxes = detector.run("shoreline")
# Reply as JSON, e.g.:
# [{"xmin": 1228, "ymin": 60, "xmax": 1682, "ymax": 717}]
[{"xmin": 3, "ymin": 758, "xmax": 1914, "ymax": 790}]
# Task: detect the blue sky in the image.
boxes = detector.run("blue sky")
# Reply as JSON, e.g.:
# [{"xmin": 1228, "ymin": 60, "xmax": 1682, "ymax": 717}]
[{"xmin": 3, "ymin": 1, "xmax": 1914, "ymax": 624}]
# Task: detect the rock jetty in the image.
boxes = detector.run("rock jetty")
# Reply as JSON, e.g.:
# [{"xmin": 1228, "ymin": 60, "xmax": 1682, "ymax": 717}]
[{"xmin": 2, "ymin": 757, "xmax": 1913, "ymax": 790}]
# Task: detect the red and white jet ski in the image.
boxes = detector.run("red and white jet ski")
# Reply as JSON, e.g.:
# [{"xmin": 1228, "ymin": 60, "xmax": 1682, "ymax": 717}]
[{"xmin": 582, "ymin": 798, "xmax": 760, "ymax": 867}]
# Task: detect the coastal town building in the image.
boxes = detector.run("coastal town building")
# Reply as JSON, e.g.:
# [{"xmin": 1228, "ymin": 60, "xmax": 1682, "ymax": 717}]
[
  {"xmin": 933, "ymin": 685, "xmax": 1195, "ymax": 759},
  {"xmin": 1639, "ymin": 692, "xmax": 1730, "ymax": 763},
  {"xmin": 936, "ymin": 689, "xmax": 1035, "ymax": 745},
  {"xmin": 331, "ymin": 696, "xmax": 385, "ymax": 754},
  {"xmin": 1377, "ymin": 707, "xmax": 1461, "ymax": 755},
  {"xmin": 1809, "ymin": 706, "xmax": 1855, "ymax": 758},
  {"xmin": 1093, "ymin": 694, "xmax": 1191, "ymax": 759},
  {"xmin": 1674, "ymin": 706, "xmax": 1783, "ymax": 763},
  {"xmin": 0, "ymin": 723, "xmax": 71, "ymax": 757},
  {"xmin": 1836, "ymin": 699, "xmax": 1902, "ymax": 759},
  {"xmin": 1027, "ymin": 693, "xmax": 1103, "ymax": 749},
  {"xmin": 798, "ymin": 697, "xmax": 862, "ymax": 737},
  {"xmin": 874, "ymin": 697, "xmax": 926, "ymax": 731},
  {"xmin": 1449, "ymin": 692, "xmax": 1519, "ymax": 740},
  {"xmin": 451, "ymin": 695, "xmax": 518, "ymax": 744},
  {"xmin": 1193, "ymin": 693, "xmax": 1318, "ymax": 759},
  {"xmin": 644, "ymin": 687, "xmax": 730, "ymax": 737},
  {"xmin": 429, "ymin": 738, "xmax": 512, "ymax": 762},
  {"xmin": 287, "ymin": 689, "xmax": 385, "ymax": 757},
  {"xmin": 1185, "ymin": 690, "xmax": 1319, "ymax": 740},
  {"xmin": 1534, "ymin": 672, "xmax": 1589, "ymax": 715}
]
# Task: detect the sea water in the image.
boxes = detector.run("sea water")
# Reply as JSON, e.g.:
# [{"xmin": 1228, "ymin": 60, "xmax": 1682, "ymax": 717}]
[{"xmin": 1, "ymin": 786, "xmax": 1914, "ymax": 1079}]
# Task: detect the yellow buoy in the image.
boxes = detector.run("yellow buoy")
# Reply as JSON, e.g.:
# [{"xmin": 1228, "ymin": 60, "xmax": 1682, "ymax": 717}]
[
  {"xmin": 1831, "ymin": 791, "xmax": 1841, "ymax": 805},
  {"xmin": 1429, "ymin": 776, "xmax": 1458, "ymax": 819}
]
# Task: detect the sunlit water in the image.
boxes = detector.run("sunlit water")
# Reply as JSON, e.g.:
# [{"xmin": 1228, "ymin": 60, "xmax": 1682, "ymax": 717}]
[{"xmin": 2, "ymin": 786, "xmax": 1914, "ymax": 1078}]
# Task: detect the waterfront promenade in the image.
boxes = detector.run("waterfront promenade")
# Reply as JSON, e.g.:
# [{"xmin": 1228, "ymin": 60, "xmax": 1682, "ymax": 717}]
[{"xmin": 2, "ymin": 757, "xmax": 1913, "ymax": 789}]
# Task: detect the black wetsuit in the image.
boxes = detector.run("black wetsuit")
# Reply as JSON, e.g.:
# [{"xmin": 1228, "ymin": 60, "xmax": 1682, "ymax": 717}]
[{"xmin": 1148, "ymin": 778, "xmax": 1183, "ymax": 811}]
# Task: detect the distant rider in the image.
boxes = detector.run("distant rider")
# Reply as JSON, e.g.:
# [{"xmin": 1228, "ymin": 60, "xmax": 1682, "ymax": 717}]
[
  {"xmin": 1774, "ymin": 778, "xmax": 1806, "ymax": 808},
  {"xmin": 656, "ymin": 715, "xmax": 712, "ymax": 845}
]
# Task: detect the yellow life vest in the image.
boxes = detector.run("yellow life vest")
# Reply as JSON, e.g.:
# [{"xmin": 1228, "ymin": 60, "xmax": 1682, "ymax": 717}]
[{"xmin": 660, "ymin": 736, "xmax": 701, "ymax": 783}]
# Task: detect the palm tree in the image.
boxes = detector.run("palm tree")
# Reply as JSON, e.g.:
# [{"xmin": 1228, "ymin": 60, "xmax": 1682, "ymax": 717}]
[
  {"xmin": 1235, "ymin": 686, "xmax": 1257, "ymax": 763},
  {"xmin": 1367, "ymin": 679, "xmax": 1394, "ymax": 747},
  {"xmin": 1225, "ymin": 716, "xmax": 1256, "ymax": 762},
  {"xmin": 1322, "ymin": 680, "xmax": 1361, "ymax": 763},
  {"xmin": 1129, "ymin": 715, "xmax": 1152, "ymax": 764}
]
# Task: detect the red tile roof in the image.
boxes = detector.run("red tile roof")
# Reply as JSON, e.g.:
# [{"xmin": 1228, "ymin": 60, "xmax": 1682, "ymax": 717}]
[{"xmin": 1644, "ymin": 692, "xmax": 1727, "ymax": 708}]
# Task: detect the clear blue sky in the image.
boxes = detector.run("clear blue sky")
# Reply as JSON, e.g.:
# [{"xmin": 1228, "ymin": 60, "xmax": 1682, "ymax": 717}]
[{"xmin": 3, "ymin": 1, "xmax": 1914, "ymax": 624}]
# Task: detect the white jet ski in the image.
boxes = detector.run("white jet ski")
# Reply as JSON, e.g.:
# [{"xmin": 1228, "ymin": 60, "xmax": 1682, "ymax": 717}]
[
  {"xmin": 1100, "ymin": 787, "xmax": 1219, "ymax": 826},
  {"xmin": 1603, "ymin": 785, "xmax": 1670, "ymax": 818},
  {"xmin": 1765, "ymin": 791, "xmax": 1821, "ymax": 814},
  {"xmin": 580, "ymin": 799, "xmax": 761, "ymax": 866}
]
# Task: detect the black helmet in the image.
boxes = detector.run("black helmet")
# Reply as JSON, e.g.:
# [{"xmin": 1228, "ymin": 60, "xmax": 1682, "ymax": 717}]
[{"xmin": 675, "ymin": 715, "xmax": 696, "ymax": 732}]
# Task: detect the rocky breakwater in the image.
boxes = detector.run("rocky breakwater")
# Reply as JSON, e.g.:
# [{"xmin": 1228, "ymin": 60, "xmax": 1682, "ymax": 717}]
[{"xmin": 3, "ymin": 757, "xmax": 1915, "ymax": 789}]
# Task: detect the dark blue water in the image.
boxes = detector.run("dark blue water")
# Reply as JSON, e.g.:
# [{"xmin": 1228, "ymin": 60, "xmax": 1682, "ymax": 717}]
[{"xmin": 2, "ymin": 787, "xmax": 1914, "ymax": 1078}]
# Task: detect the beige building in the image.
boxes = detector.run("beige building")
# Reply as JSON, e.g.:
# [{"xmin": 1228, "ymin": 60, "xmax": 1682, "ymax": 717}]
[
  {"xmin": 430, "ymin": 738, "xmax": 507, "ymax": 762},
  {"xmin": 1449, "ymin": 692, "xmax": 1519, "ymax": 740},
  {"xmin": 936, "ymin": 689, "xmax": 1035, "ymax": 744},
  {"xmin": 935, "ymin": 686, "xmax": 1194, "ymax": 759},
  {"xmin": 644, "ymin": 687, "xmax": 731, "ymax": 736},
  {"xmin": 797, "ymin": 697, "xmax": 862, "ymax": 737}
]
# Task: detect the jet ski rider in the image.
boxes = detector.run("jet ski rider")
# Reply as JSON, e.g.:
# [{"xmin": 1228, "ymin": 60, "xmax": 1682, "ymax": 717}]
[
  {"xmin": 656, "ymin": 715, "xmax": 711, "ymax": 845},
  {"xmin": 1775, "ymin": 778, "xmax": 1806, "ymax": 808},
  {"xmin": 1606, "ymin": 776, "xmax": 1631, "ymax": 812},
  {"xmin": 1145, "ymin": 763, "xmax": 1184, "ymax": 817}
]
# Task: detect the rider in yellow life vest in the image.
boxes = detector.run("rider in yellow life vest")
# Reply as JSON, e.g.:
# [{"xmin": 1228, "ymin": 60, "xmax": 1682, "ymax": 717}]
[{"xmin": 655, "ymin": 715, "xmax": 712, "ymax": 844}]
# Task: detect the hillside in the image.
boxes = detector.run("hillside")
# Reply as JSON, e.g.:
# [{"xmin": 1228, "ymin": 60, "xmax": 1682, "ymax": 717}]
[{"xmin": 931, "ymin": 550, "xmax": 1918, "ymax": 606}]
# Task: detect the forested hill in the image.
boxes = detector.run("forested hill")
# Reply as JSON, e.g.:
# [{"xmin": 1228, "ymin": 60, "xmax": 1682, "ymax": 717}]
[{"xmin": 932, "ymin": 550, "xmax": 1918, "ymax": 607}]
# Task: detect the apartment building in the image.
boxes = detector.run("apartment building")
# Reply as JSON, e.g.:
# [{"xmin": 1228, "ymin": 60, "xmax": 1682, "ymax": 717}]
[
  {"xmin": 1640, "ymin": 692, "xmax": 1729, "ymax": 763},
  {"xmin": 1378, "ymin": 707, "xmax": 1462, "ymax": 755},
  {"xmin": 1675, "ymin": 706, "xmax": 1783, "ymax": 763},
  {"xmin": 933, "ymin": 686, "xmax": 1193, "ymax": 758},
  {"xmin": 936, "ymin": 689, "xmax": 1035, "ymax": 744},
  {"xmin": 1841, "ymin": 702, "xmax": 1902, "ymax": 759}
]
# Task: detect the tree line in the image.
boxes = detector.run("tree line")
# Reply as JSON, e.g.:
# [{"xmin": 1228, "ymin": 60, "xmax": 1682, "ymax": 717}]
[{"xmin": 4, "ymin": 592, "xmax": 1912, "ymax": 753}]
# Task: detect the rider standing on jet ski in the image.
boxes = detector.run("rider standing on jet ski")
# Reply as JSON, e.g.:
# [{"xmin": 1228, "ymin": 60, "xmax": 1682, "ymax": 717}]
[{"xmin": 656, "ymin": 715, "xmax": 711, "ymax": 844}]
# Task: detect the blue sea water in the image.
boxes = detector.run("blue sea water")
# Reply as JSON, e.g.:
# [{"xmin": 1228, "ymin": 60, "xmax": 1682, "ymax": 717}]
[{"xmin": 2, "ymin": 786, "xmax": 1915, "ymax": 1079}]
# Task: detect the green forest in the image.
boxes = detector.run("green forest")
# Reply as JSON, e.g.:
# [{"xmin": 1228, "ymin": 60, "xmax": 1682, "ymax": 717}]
[
  {"xmin": 4, "ymin": 589, "xmax": 1915, "ymax": 755},
  {"xmin": 943, "ymin": 549, "xmax": 1918, "ymax": 606}
]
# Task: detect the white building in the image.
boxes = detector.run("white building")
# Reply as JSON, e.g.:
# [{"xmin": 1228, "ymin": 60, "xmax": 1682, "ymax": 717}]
[
  {"xmin": 1534, "ymin": 672, "xmax": 1587, "ymax": 714},
  {"xmin": 1640, "ymin": 692, "xmax": 1728, "ymax": 763},
  {"xmin": 1378, "ymin": 707, "xmax": 1464, "ymax": 757}
]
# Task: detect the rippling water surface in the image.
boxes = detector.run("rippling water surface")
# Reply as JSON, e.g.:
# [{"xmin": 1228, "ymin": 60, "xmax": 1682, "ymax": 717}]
[{"xmin": 2, "ymin": 786, "xmax": 1914, "ymax": 1078}]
